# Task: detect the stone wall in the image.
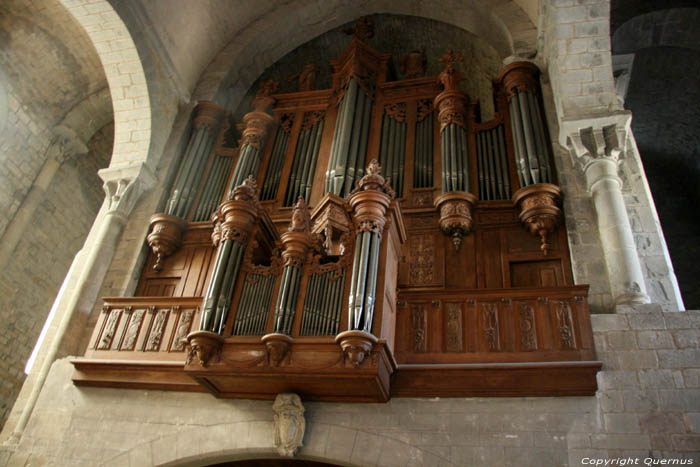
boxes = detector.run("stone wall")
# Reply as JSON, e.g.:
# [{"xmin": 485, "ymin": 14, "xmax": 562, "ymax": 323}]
[
  {"xmin": 0, "ymin": 124, "xmax": 113, "ymax": 429},
  {"xmin": 1, "ymin": 306, "xmax": 698, "ymax": 466}
]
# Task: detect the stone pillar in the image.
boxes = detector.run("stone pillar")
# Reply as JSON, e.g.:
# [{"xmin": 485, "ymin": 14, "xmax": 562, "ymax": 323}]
[
  {"xmin": 565, "ymin": 115, "xmax": 649, "ymax": 305},
  {"xmin": 6, "ymin": 163, "xmax": 155, "ymax": 442}
]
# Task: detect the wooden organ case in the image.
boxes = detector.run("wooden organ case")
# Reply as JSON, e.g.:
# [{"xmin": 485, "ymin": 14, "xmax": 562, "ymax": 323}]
[{"xmin": 73, "ymin": 21, "xmax": 601, "ymax": 401}]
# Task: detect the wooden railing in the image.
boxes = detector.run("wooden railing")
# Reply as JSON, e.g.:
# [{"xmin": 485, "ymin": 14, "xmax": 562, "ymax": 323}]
[{"xmin": 84, "ymin": 297, "xmax": 202, "ymax": 360}]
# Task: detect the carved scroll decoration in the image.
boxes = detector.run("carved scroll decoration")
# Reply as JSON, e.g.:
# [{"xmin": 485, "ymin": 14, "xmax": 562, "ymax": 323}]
[
  {"xmin": 411, "ymin": 305, "xmax": 427, "ymax": 353},
  {"xmin": 280, "ymin": 113, "xmax": 295, "ymax": 134},
  {"xmin": 518, "ymin": 303, "xmax": 537, "ymax": 351},
  {"xmin": 146, "ymin": 308, "xmax": 169, "ymax": 351},
  {"xmin": 482, "ymin": 303, "xmax": 500, "ymax": 351},
  {"xmin": 308, "ymin": 232, "xmax": 355, "ymax": 282},
  {"xmin": 555, "ymin": 301, "xmax": 575, "ymax": 349},
  {"xmin": 400, "ymin": 49, "xmax": 426, "ymax": 79},
  {"xmin": 445, "ymin": 303, "xmax": 463, "ymax": 352},
  {"xmin": 121, "ymin": 308, "xmax": 145, "ymax": 351},
  {"xmin": 417, "ymin": 99, "xmax": 433, "ymax": 122},
  {"xmin": 408, "ymin": 234, "xmax": 434, "ymax": 285},
  {"xmin": 301, "ymin": 111, "xmax": 325, "ymax": 131},
  {"xmin": 171, "ymin": 309, "xmax": 194, "ymax": 351},
  {"xmin": 97, "ymin": 307, "xmax": 122, "ymax": 350},
  {"xmin": 384, "ymin": 102, "xmax": 407, "ymax": 122}
]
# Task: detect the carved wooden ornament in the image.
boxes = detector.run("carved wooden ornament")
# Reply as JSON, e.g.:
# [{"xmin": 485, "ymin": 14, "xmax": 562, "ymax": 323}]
[
  {"xmin": 434, "ymin": 191, "xmax": 477, "ymax": 250},
  {"xmin": 512, "ymin": 183, "xmax": 562, "ymax": 255},
  {"xmin": 273, "ymin": 393, "xmax": 306, "ymax": 457}
]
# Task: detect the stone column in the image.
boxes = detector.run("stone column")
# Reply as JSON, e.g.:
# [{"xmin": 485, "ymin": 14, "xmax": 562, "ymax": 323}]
[
  {"xmin": 6, "ymin": 163, "xmax": 155, "ymax": 443},
  {"xmin": 565, "ymin": 115, "xmax": 649, "ymax": 305}
]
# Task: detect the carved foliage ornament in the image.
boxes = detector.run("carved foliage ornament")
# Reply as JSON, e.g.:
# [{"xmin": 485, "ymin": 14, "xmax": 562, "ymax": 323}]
[
  {"xmin": 384, "ymin": 102, "xmax": 407, "ymax": 122},
  {"xmin": 400, "ymin": 49, "xmax": 427, "ymax": 79},
  {"xmin": 288, "ymin": 63, "xmax": 319, "ymax": 92},
  {"xmin": 273, "ymin": 393, "xmax": 306, "ymax": 457}
]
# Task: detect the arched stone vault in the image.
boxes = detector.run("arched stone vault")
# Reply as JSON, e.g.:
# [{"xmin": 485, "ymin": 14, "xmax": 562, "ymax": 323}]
[{"xmin": 190, "ymin": 0, "xmax": 537, "ymax": 109}]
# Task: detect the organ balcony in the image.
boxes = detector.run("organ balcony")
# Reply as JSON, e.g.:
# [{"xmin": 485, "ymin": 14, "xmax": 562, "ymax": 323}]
[{"xmin": 72, "ymin": 21, "xmax": 601, "ymax": 401}]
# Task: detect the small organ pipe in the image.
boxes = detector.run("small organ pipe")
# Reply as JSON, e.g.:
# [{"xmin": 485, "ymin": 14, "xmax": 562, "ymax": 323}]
[
  {"xmin": 459, "ymin": 126, "xmax": 469, "ymax": 192},
  {"xmin": 397, "ymin": 122, "xmax": 406, "ymax": 197},
  {"xmin": 497, "ymin": 126, "xmax": 510, "ymax": 196},
  {"xmin": 304, "ymin": 121, "xmax": 324, "ymax": 200}
]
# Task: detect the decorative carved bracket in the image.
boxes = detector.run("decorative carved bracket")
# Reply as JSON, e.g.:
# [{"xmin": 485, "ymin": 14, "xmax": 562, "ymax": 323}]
[
  {"xmin": 146, "ymin": 213, "xmax": 188, "ymax": 271},
  {"xmin": 512, "ymin": 184, "xmax": 562, "ymax": 255},
  {"xmin": 184, "ymin": 331, "xmax": 224, "ymax": 367},
  {"xmin": 272, "ymin": 393, "xmax": 306, "ymax": 457},
  {"xmin": 434, "ymin": 191, "xmax": 477, "ymax": 250},
  {"xmin": 335, "ymin": 330, "xmax": 378, "ymax": 367}
]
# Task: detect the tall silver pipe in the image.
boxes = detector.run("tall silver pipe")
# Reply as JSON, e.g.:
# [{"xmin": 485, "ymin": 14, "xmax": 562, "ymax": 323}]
[
  {"xmin": 355, "ymin": 93, "xmax": 372, "ymax": 188},
  {"xmin": 529, "ymin": 91, "xmax": 551, "ymax": 183},
  {"xmin": 352, "ymin": 231, "xmax": 371, "ymax": 329},
  {"xmin": 199, "ymin": 238, "xmax": 233, "ymax": 331},
  {"xmin": 379, "ymin": 115, "xmax": 390, "ymax": 172},
  {"xmin": 347, "ymin": 233, "xmax": 362, "ymax": 329},
  {"xmin": 397, "ymin": 122, "xmax": 406, "ymax": 197},
  {"xmin": 441, "ymin": 129, "xmax": 448, "ymax": 190},
  {"xmin": 486, "ymin": 128, "xmax": 496, "ymax": 199},
  {"xmin": 331, "ymin": 79, "xmax": 359, "ymax": 195},
  {"xmin": 362, "ymin": 233, "xmax": 381, "ymax": 332},
  {"xmin": 214, "ymin": 241, "xmax": 244, "ymax": 333},
  {"xmin": 304, "ymin": 120, "xmax": 324, "ymax": 201},
  {"xmin": 517, "ymin": 91, "xmax": 540, "ymax": 184},
  {"xmin": 477, "ymin": 131, "xmax": 485, "ymax": 199},
  {"xmin": 459, "ymin": 126, "xmax": 469, "ymax": 192},
  {"xmin": 509, "ymin": 98, "xmax": 528, "ymax": 187},
  {"xmin": 274, "ymin": 266, "xmax": 291, "ymax": 331},
  {"xmin": 345, "ymin": 93, "xmax": 366, "ymax": 194},
  {"xmin": 497, "ymin": 126, "xmax": 510, "ymax": 197},
  {"xmin": 449, "ymin": 124, "xmax": 458, "ymax": 191}
]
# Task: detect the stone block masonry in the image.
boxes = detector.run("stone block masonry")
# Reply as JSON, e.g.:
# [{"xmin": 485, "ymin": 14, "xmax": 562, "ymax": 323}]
[{"xmin": 1, "ymin": 306, "xmax": 698, "ymax": 466}]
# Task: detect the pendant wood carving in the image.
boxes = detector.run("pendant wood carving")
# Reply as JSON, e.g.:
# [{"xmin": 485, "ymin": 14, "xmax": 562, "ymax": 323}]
[
  {"xmin": 513, "ymin": 183, "xmax": 562, "ymax": 255},
  {"xmin": 434, "ymin": 191, "xmax": 477, "ymax": 250}
]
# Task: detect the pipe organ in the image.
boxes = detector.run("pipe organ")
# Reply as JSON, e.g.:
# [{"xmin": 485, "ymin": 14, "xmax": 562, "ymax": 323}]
[{"xmin": 74, "ymin": 19, "xmax": 600, "ymax": 400}]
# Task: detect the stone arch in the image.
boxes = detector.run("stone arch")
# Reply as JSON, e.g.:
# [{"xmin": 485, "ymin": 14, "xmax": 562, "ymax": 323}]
[
  {"xmin": 612, "ymin": 8, "xmax": 700, "ymax": 55},
  {"xmin": 57, "ymin": 0, "xmax": 151, "ymax": 170},
  {"xmin": 192, "ymin": 1, "xmax": 536, "ymax": 111},
  {"xmin": 100, "ymin": 422, "xmax": 454, "ymax": 467}
]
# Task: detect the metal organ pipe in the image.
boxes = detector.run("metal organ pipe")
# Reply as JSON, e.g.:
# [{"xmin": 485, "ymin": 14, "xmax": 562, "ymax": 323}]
[
  {"xmin": 325, "ymin": 79, "xmax": 373, "ymax": 198},
  {"xmin": 499, "ymin": 61, "xmax": 553, "ymax": 187}
]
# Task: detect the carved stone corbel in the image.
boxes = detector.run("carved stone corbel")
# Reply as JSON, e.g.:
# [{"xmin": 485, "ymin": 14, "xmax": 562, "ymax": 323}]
[
  {"xmin": 272, "ymin": 393, "xmax": 306, "ymax": 457},
  {"xmin": 99, "ymin": 163, "xmax": 156, "ymax": 222}
]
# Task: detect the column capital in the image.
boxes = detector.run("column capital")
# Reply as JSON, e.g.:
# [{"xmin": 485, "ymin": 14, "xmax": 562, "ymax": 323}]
[
  {"xmin": 561, "ymin": 112, "xmax": 631, "ymax": 190},
  {"xmin": 49, "ymin": 125, "xmax": 88, "ymax": 165},
  {"xmin": 99, "ymin": 163, "xmax": 156, "ymax": 221}
]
